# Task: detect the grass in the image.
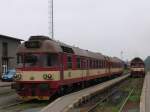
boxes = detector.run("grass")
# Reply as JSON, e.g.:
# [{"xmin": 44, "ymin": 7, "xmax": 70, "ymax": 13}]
[{"xmin": 128, "ymin": 95, "xmax": 139, "ymax": 102}]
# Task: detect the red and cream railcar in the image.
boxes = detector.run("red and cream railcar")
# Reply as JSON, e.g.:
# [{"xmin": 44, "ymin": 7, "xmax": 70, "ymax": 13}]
[
  {"xmin": 130, "ymin": 57, "xmax": 145, "ymax": 77},
  {"xmin": 12, "ymin": 36, "xmax": 124, "ymax": 100},
  {"xmin": 109, "ymin": 57, "xmax": 124, "ymax": 76}
]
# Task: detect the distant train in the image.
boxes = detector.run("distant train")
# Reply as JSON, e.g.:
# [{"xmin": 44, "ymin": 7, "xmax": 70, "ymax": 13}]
[
  {"xmin": 12, "ymin": 36, "xmax": 124, "ymax": 100},
  {"xmin": 130, "ymin": 57, "xmax": 145, "ymax": 77}
]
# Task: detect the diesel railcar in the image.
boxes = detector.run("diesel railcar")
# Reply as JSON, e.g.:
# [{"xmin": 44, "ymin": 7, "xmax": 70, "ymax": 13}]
[
  {"xmin": 12, "ymin": 36, "xmax": 124, "ymax": 100},
  {"xmin": 130, "ymin": 57, "xmax": 145, "ymax": 77}
]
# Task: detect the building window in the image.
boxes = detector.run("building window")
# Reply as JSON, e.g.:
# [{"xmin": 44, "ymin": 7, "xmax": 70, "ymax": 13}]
[{"xmin": 2, "ymin": 42, "xmax": 8, "ymax": 57}]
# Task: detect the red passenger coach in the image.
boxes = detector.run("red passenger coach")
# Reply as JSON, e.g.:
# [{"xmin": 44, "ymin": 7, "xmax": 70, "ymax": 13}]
[
  {"xmin": 12, "ymin": 36, "xmax": 124, "ymax": 100},
  {"xmin": 130, "ymin": 57, "xmax": 145, "ymax": 77}
]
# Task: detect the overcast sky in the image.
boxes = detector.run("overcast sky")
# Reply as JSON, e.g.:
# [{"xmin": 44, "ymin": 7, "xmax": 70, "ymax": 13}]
[{"xmin": 0, "ymin": 0, "xmax": 150, "ymax": 60}]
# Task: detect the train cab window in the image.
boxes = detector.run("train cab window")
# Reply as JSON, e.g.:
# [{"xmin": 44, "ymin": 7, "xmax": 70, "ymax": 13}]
[
  {"xmin": 67, "ymin": 56, "xmax": 72, "ymax": 69},
  {"xmin": 17, "ymin": 53, "xmax": 59, "ymax": 67},
  {"xmin": 47, "ymin": 54, "xmax": 59, "ymax": 67}
]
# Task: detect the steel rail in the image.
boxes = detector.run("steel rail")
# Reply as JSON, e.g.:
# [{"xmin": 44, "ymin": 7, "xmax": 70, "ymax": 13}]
[
  {"xmin": 0, "ymin": 100, "xmax": 27, "ymax": 110},
  {"xmin": 118, "ymin": 89, "xmax": 134, "ymax": 112}
]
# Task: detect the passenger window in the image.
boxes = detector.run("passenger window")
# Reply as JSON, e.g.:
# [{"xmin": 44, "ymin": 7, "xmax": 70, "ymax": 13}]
[
  {"xmin": 90, "ymin": 60, "xmax": 92, "ymax": 68},
  {"xmin": 67, "ymin": 56, "xmax": 72, "ymax": 69},
  {"xmin": 96, "ymin": 60, "xmax": 98, "ymax": 68},
  {"xmin": 87, "ymin": 60, "xmax": 89, "ymax": 68},
  {"xmin": 77, "ymin": 57, "xmax": 81, "ymax": 68}
]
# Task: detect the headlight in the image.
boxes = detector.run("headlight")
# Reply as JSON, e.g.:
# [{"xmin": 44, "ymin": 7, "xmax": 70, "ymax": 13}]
[
  {"xmin": 14, "ymin": 75, "xmax": 17, "ymax": 79},
  {"xmin": 48, "ymin": 74, "xmax": 52, "ymax": 79},
  {"xmin": 14, "ymin": 74, "xmax": 22, "ymax": 80},
  {"xmin": 43, "ymin": 74, "xmax": 52, "ymax": 80},
  {"xmin": 17, "ymin": 74, "xmax": 21, "ymax": 79},
  {"xmin": 43, "ymin": 74, "xmax": 48, "ymax": 79}
]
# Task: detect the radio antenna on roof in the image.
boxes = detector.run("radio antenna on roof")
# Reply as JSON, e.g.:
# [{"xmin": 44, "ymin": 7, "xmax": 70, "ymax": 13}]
[{"xmin": 49, "ymin": 0, "xmax": 54, "ymax": 39}]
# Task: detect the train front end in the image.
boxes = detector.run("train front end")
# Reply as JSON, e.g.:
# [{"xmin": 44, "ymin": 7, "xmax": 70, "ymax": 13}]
[
  {"xmin": 12, "ymin": 36, "xmax": 62, "ymax": 100},
  {"xmin": 130, "ymin": 57, "xmax": 145, "ymax": 77}
]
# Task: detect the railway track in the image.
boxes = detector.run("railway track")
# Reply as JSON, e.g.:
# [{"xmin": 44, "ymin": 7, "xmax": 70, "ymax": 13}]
[
  {"xmin": 0, "ymin": 82, "xmax": 48, "ymax": 112},
  {"xmin": 85, "ymin": 81, "xmax": 134, "ymax": 112},
  {"xmin": 0, "ymin": 100, "xmax": 26, "ymax": 110},
  {"xmin": 40, "ymin": 74, "xmax": 130, "ymax": 112},
  {"xmin": 118, "ymin": 89, "xmax": 134, "ymax": 112},
  {"xmin": 0, "ymin": 93, "xmax": 49, "ymax": 112},
  {"xmin": 0, "ymin": 99, "xmax": 49, "ymax": 112},
  {"xmin": 86, "ymin": 89, "xmax": 119, "ymax": 112}
]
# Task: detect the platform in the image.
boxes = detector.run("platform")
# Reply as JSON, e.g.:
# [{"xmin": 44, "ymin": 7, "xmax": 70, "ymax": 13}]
[
  {"xmin": 140, "ymin": 72, "xmax": 150, "ymax": 112},
  {"xmin": 40, "ymin": 74, "xmax": 129, "ymax": 112}
]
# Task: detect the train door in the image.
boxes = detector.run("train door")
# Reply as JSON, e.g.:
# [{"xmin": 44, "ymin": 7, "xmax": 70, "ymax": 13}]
[
  {"xmin": 66, "ymin": 54, "xmax": 73, "ymax": 80},
  {"xmin": 104, "ymin": 57, "xmax": 109, "ymax": 75},
  {"xmin": 86, "ymin": 59, "xmax": 89, "ymax": 77},
  {"xmin": 59, "ymin": 53, "xmax": 64, "ymax": 80},
  {"xmin": 81, "ymin": 58, "xmax": 84, "ymax": 78},
  {"xmin": 106, "ymin": 57, "xmax": 111, "ymax": 76}
]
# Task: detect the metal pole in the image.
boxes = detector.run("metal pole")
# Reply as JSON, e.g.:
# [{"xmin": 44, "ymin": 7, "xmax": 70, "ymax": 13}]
[
  {"xmin": 49, "ymin": 0, "xmax": 54, "ymax": 39},
  {"xmin": 51, "ymin": 0, "xmax": 54, "ymax": 39}
]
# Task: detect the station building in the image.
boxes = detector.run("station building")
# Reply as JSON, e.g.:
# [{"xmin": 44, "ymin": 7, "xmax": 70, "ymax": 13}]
[{"xmin": 0, "ymin": 35, "xmax": 22, "ymax": 76}]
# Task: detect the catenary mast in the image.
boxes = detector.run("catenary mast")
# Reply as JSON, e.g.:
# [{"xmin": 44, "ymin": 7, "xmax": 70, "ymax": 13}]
[{"xmin": 49, "ymin": 0, "xmax": 54, "ymax": 39}]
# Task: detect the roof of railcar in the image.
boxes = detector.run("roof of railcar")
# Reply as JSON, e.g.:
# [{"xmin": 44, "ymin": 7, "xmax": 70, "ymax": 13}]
[
  {"xmin": 131, "ymin": 57, "xmax": 144, "ymax": 63},
  {"xmin": 17, "ymin": 36, "xmax": 122, "ymax": 61}
]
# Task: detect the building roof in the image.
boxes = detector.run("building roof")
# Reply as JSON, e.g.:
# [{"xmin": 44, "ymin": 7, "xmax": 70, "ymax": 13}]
[{"xmin": 0, "ymin": 35, "xmax": 23, "ymax": 41}]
